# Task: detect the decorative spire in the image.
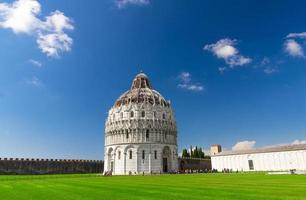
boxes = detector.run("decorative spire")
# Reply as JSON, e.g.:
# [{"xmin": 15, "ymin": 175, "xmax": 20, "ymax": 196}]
[{"xmin": 131, "ymin": 72, "xmax": 151, "ymax": 89}]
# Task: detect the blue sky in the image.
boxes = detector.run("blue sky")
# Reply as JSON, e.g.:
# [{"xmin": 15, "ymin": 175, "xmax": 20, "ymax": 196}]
[{"xmin": 1, "ymin": 0, "xmax": 306, "ymax": 159}]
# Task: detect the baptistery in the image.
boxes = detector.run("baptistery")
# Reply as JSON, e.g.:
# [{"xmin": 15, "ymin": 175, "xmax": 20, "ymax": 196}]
[{"xmin": 104, "ymin": 72, "xmax": 178, "ymax": 175}]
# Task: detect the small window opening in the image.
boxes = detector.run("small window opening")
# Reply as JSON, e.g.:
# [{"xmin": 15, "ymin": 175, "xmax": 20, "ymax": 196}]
[
  {"xmin": 118, "ymin": 151, "xmax": 121, "ymax": 160},
  {"xmin": 248, "ymin": 160, "xmax": 254, "ymax": 170},
  {"xmin": 146, "ymin": 129, "xmax": 149, "ymax": 140}
]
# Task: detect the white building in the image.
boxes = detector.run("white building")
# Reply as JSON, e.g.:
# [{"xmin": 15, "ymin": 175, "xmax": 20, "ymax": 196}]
[
  {"xmin": 211, "ymin": 144, "xmax": 306, "ymax": 172},
  {"xmin": 104, "ymin": 73, "xmax": 178, "ymax": 175}
]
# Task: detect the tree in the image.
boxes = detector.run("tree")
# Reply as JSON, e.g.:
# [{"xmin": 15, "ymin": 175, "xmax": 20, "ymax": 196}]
[
  {"xmin": 182, "ymin": 149, "xmax": 190, "ymax": 158},
  {"xmin": 199, "ymin": 147, "xmax": 205, "ymax": 158},
  {"xmin": 182, "ymin": 146, "xmax": 210, "ymax": 159},
  {"xmin": 190, "ymin": 146, "xmax": 194, "ymax": 157},
  {"xmin": 194, "ymin": 146, "xmax": 199, "ymax": 158}
]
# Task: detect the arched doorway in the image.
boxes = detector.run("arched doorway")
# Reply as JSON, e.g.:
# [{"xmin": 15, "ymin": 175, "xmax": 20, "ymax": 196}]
[
  {"xmin": 107, "ymin": 148, "xmax": 114, "ymax": 172},
  {"xmin": 162, "ymin": 146, "xmax": 171, "ymax": 173},
  {"xmin": 180, "ymin": 160, "xmax": 185, "ymax": 171}
]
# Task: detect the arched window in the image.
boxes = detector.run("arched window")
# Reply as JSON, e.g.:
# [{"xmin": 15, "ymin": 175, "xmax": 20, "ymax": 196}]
[
  {"xmin": 129, "ymin": 150, "xmax": 132, "ymax": 159},
  {"xmin": 153, "ymin": 111, "xmax": 156, "ymax": 118},
  {"xmin": 146, "ymin": 129, "xmax": 149, "ymax": 140},
  {"xmin": 142, "ymin": 150, "xmax": 145, "ymax": 160},
  {"xmin": 118, "ymin": 151, "xmax": 121, "ymax": 160},
  {"xmin": 163, "ymin": 113, "xmax": 166, "ymax": 119},
  {"xmin": 126, "ymin": 132, "xmax": 129, "ymax": 139},
  {"xmin": 130, "ymin": 111, "xmax": 134, "ymax": 118},
  {"xmin": 141, "ymin": 111, "xmax": 145, "ymax": 118},
  {"xmin": 154, "ymin": 150, "xmax": 157, "ymax": 159}
]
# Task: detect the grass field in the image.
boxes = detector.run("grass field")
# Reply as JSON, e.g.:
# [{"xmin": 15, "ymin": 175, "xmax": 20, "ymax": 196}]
[{"xmin": 0, "ymin": 173, "xmax": 306, "ymax": 200}]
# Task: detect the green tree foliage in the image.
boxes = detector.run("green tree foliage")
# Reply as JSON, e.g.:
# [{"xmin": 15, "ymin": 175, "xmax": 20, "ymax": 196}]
[
  {"xmin": 182, "ymin": 149, "xmax": 190, "ymax": 157},
  {"xmin": 190, "ymin": 146, "xmax": 194, "ymax": 157},
  {"xmin": 182, "ymin": 146, "xmax": 211, "ymax": 159},
  {"xmin": 199, "ymin": 147, "xmax": 205, "ymax": 158},
  {"xmin": 194, "ymin": 146, "xmax": 199, "ymax": 158}
]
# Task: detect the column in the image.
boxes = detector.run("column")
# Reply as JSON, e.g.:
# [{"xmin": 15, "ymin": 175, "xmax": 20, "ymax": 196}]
[
  {"xmin": 124, "ymin": 152, "xmax": 127, "ymax": 175},
  {"xmin": 104, "ymin": 153, "xmax": 108, "ymax": 172},
  {"xmin": 149, "ymin": 151, "xmax": 152, "ymax": 174},
  {"xmin": 136, "ymin": 151, "xmax": 139, "ymax": 174},
  {"xmin": 113, "ymin": 152, "xmax": 116, "ymax": 174}
]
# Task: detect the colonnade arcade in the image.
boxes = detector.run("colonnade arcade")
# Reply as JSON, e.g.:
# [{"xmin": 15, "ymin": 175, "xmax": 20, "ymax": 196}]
[{"xmin": 106, "ymin": 145, "xmax": 175, "ymax": 174}]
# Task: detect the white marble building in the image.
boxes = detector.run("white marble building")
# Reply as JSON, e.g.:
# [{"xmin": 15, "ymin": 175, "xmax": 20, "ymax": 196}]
[
  {"xmin": 104, "ymin": 73, "xmax": 178, "ymax": 175},
  {"xmin": 211, "ymin": 144, "xmax": 306, "ymax": 172}
]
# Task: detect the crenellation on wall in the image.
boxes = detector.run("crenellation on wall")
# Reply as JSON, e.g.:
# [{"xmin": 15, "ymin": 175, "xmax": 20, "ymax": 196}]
[{"xmin": 0, "ymin": 158, "xmax": 104, "ymax": 175}]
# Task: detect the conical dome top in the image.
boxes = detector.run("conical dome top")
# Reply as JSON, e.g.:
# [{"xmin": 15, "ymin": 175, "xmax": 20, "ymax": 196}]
[
  {"xmin": 114, "ymin": 72, "xmax": 170, "ymax": 108},
  {"xmin": 131, "ymin": 73, "xmax": 152, "ymax": 89}
]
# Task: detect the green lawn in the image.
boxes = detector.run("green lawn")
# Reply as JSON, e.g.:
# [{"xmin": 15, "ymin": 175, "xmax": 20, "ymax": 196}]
[{"xmin": 0, "ymin": 173, "xmax": 306, "ymax": 200}]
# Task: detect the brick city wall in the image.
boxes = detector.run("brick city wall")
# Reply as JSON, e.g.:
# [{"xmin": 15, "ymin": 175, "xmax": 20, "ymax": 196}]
[{"xmin": 0, "ymin": 158, "xmax": 104, "ymax": 175}]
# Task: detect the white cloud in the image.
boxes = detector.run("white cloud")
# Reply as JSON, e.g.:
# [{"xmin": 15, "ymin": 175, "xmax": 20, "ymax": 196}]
[
  {"xmin": 29, "ymin": 59, "xmax": 42, "ymax": 67},
  {"xmin": 284, "ymin": 32, "xmax": 306, "ymax": 58},
  {"xmin": 260, "ymin": 57, "xmax": 279, "ymax": 75},
  {"xmin": 0, "ymin": 0, "xmax": 40, "ymax": 33},
  {"xmin": 229, "ymin": 139, "xmax": 306, "ymax": 152},
  {"xmin": 284, "ymin": 39, "xmax": 304, "ymax": 58},
  {"xmin": 26, "ymin": 76, "xmax": 43, "ymax": 87},
  {"xmin": 0, "ymin": 0, "xmax": 73, "ymax": 57},
  {"xmin": 263, "ymin": 67, "xmax": 278, "ymax": 75},
  {"xmin": 178, "ymin": 72, "xmax": 191, "ymax": 83},
  {"xmin": 178, "ymin": 83, "xmax": 204, "ymax": 91},
  {"xmin": 227, "ymin": 55, "xmax": 251, "ymax": 66},
  {"xmin": 188, "ymin": 85, "xmax": 204, "ymax": 91},
  {"xmin": 204, "ymin": 38, "xmax": 237, "ymax": 59},
  {"xmin": 115, "ymin": 0, "xmax": 150, "ymax": 8},
  {"xmin": 256, "ymin": 139, "xmax": 306, "ymax": 149},
  {"xmin": 261, "ymin": 57, "xmax": 270, "ymax": 66},
  {"xmin": 291, "ymin": 140, "xmax": 306, "ymax": 145},
  {"xmin": 286, "ymin": 32, "xmax": 306, "ymax": 39},
  {"xmin": 43, "ymin": 11, "xmax": 73, "ymax": 33},
  {"xmin": 37, "ymin": 32, "xmax": 72, "ymax": 57},
  {"xmin": 177, "ymin": 72, "xmax": 205, "ymax": 92},
  {"xmin": 204, "ymin": 38, "xmax": 252, "ymax": 68},
  {"xmin": 218, "ymin": 67, "xmax": 227, "ymax": 74},
  {"xmin": 232, "ymin": 140, "xmax": 256, "ymax": 151}
]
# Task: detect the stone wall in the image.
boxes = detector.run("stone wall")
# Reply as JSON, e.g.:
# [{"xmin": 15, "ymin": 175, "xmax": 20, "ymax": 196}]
[
  {"xmin": 0, "ymin": 158, "xmax": 104, "ymax": 175},
  {"xmin": 0, "ymin": 157, "xmax": 210, "ymax": 175},
  {"xmin": 178, "ymin": 157, "xmax": 211, "ymax": 171}
]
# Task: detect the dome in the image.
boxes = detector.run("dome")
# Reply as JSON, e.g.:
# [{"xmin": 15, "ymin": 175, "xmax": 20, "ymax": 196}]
[
  {"xmin": 104, "ymin": 72, "xmax": 178, "ymax": 175},
  {"xmin": 114, "ymin": 73, "xmax": 170, "ymax": 108}
]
